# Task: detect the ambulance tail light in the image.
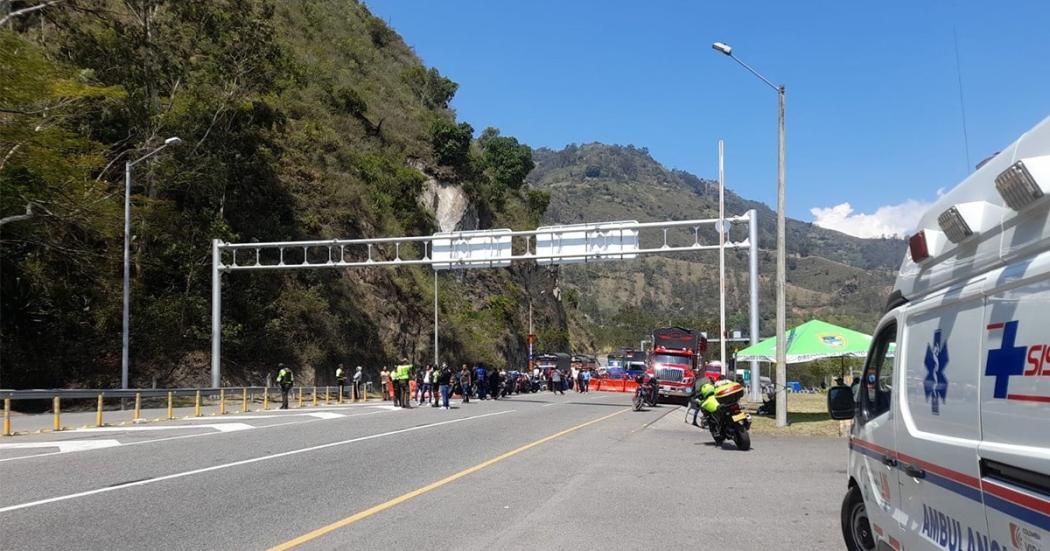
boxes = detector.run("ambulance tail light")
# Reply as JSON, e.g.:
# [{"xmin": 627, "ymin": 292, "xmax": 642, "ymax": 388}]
[
  {"xmin": 908, "ymin": 229, "xmax": 948, "ymax": 264},
  {"xmin": 909, "ymin": 231, "xmax": 930, "ymax": 263},
  {"xmin": 936, "ymin": 201, "xmax": 1005, "ymax": 244},
  {"xmin": 995, "ymin": 156, "xmax": 1050, "ymax": 211}
]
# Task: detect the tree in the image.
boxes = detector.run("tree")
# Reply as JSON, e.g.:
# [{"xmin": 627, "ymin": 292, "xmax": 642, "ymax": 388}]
[
  {"xmin": 429, "ymin": 118, "xmax": 473, "ymax": 173},
  {"xmin": 480, "ymin": 129, "xmax": 534, "ymax": 190}
]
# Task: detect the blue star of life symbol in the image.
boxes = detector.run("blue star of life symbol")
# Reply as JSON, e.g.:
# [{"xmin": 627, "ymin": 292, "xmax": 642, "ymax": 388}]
[
  {"xmin": 985, "ymin": 321, "xmax": 1027, "ymax": 399},
  {"xmin": 923, "ymin": 330, "xmax": 949, "ymax": 415}
]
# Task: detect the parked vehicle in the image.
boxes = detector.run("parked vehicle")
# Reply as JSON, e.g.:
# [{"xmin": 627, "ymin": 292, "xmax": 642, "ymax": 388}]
[
  {"xmin": 698, "ymin": 379, "xmax": 750, "ymax": 450},
  {"xmin": 827, "ymin": 116, "xmax": 1050, "ymax": 551}
]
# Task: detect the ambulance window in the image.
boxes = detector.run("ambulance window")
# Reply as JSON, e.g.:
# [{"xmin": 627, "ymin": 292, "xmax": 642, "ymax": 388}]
[{"xmin": 862, "ymin": 323, "xmax": 896, "ymax": 420}]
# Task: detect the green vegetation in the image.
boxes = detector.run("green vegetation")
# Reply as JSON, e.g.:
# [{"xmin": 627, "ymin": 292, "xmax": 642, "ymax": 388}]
[{"xmin": 1, "ymin": 0, "xmax": 549, "ymax": 388}]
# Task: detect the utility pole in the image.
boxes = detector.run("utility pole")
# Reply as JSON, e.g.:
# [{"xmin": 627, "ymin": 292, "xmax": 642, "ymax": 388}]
[{"xmin": 718, "ymin": 139, "xmax": 727, "ymax": 372}]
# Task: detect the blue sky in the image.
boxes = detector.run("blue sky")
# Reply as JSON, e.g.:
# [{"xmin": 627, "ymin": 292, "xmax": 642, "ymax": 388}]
[{"xmin": 366, "ymin": 1, "xmax": 1050, "ymax": 237}]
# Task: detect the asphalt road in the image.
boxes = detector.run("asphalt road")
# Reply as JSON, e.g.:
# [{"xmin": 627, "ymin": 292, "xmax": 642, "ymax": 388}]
[{"xmin": 0, "ymin": 391, "xmax": 847, "ymax": 550}]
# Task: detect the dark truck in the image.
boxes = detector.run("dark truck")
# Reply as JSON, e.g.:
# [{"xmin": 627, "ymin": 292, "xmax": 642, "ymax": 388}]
[{"xmin": 646, "ymin": 326, "xmax": 705, "ymax": 402}]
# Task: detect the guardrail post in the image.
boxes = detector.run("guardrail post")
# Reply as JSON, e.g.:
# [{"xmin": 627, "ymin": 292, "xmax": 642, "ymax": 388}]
[
  {"xmin": 53, "ymin": 396, "xmax": 61, "ymax": 431},
  {"xmin": 219, "ymin": 388, "xmax": 226, "ymax": 415},
  {"xmin": 167, "ymin": 391, "xmax": 174, "ymax": 419},
  {"xmin": 3, "ymin": 398, "xmax": 11, "ymax": 436},
  {"xmin": 263, "ymin": 388, "xmax": 269, "ymax": 410},
  {"xmin": 298, "ymin": 387, "xmax": 303, "ymax": 408},
  {"xmin": 242, "ymin": 388, "xmax": 249, "ymax": 412},
  {"xmin": 338, "ymin": 385, "xmax": 343, "ymax": 404},
  {"xmin": 312, "ymin": 386, "xmax": 317, "ymax": 407},
  {"xmin": 325, "ymin": 386, "xmax": 330, "ymax": 406},
  {"xmin": 194, "ymin": 390, "xmax": 201, "ymax": 417},
  {"xmin": 96, "ymin": 393, "xmax": 104, "ymax": 427},
  {"xmin": 133, "ymin": 392, "xmax": 141, "ymax": 422}
]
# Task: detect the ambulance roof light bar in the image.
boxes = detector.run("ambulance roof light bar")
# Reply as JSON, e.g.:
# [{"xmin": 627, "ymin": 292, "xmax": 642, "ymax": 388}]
[{"xmin": 995, "ymin": 156, "xmax": 1050, "ymax": 211}]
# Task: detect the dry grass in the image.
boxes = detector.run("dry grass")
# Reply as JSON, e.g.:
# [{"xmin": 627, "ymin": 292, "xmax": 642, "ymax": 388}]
[{"xmin": 744, "ymin": 392, "xmax": 846, "ymax": 438}]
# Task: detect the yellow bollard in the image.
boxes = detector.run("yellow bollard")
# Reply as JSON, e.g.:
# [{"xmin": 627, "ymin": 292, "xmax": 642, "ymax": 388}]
[
  {"xmin": 133, "ymin": 392, "xmax": 141, "ymax": 422},
  {"xmin": 263, "ymin": 389, "xmax": 269, "ymax": 411},
  {"xmin": 325, "ymin": 386, "xmax": 330, "ymax": 405},
  {"xmin": 53, "ymin": 396, "xmax": 61, "ymax": 431},
  {"xmin": 312, "ymin": 387, "xmax": 317, "ymax": 407},
  {"xmin": 96, "ymin": 394, "xmax": 104, "ymax": 427},
  {"xmin": 298, "ymin": 387, "xmax": 303, "ymax": 408},
  {"xmin": 242, "ymin": 388, "xmax": 249, "ymax": 413},
  {"xmin": 219, "ymin": 388, "xmax": 226, "ymax": 415},
  {"xmin": 194, "ymin": 390, "xmax": 202, "ymax": 417},
  {"xmin": 3, "ymin": 398, "xmax": 11, "ymax": 436},
  {"xmin": 167, "ymin": 391, "xmax": 174, "ymax": 419}
]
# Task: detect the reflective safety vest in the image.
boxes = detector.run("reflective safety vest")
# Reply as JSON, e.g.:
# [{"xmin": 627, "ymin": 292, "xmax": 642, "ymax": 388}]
[
  {"xmin": 335, "ymin": 367, "xmax": 346, "ymax": 381},
  {"xmin": 276, "ymin": 368, "xmax": 293, "ymax": 384},
  {"xmin": 395, "ymin": 364, "xmax": 412, "ymax": 381}
]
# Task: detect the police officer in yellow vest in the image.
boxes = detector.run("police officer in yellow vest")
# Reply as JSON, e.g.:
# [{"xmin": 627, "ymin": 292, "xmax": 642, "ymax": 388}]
[
  {"xmin": 276, "ymin": 363, "xmax": 294, "ymax": 409},
  {"xmin": 394, "ymin": 358, "xmax": 412, "ymax": 409},
  {"xmin": 335, "ymin": 363, "xmax": 347, "ymax": 401}
]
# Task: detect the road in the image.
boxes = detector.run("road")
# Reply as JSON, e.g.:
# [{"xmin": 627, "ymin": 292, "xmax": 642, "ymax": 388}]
[{"xmin": 0, "ymin": 392, "xmax": 846, "ymax": 550}]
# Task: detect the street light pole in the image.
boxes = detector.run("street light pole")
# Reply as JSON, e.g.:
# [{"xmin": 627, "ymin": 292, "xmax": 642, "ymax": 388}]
[
  {"xmin": 712, "ymin": 42, "xmax": 788, "ymax": 426},
  {"xmin": 122, "ymin": 137, "xmax": 182, "ymax": 391}
]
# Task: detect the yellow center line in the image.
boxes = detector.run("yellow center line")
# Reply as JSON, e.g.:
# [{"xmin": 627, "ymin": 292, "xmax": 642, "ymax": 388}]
[{"xmin": 269, "ymin": 407, "xmax": 631, "ymax": 551}]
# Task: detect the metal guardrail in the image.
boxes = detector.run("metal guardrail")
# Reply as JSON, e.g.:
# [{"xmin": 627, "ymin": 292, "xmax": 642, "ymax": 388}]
[{"xmin": 0, "ymin": 384, "xmax": 376, "ymax": 436}]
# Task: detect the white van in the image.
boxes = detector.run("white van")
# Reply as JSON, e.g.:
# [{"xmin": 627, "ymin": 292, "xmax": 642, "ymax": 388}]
[{"xmin": 828, "ymin": 116, "xmax": 1050, "ymax": 551}]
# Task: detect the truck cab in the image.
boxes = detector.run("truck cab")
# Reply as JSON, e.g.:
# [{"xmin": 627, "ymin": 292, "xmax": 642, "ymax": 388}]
[
  {"xmin": 646, "ymin": 326, "xmax": 704, "ymax": 402},
  {"xmin": 828, "ymin": 116, "xmax": 1050, "ymax": 551}
]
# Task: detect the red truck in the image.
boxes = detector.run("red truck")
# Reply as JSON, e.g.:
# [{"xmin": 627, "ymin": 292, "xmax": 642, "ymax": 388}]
[{"xmin": 645, "ymin": 326, "xmax": 706, "ymax": 402}]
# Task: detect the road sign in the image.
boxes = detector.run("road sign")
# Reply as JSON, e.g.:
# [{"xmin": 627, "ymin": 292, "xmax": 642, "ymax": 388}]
[
  {"xmin": 535, "ymin": 221, "xmax": 639, "ymax": 265},
  {"xmin": 431, "ymin": 229, "xmax": 512, "ymax": 270}
]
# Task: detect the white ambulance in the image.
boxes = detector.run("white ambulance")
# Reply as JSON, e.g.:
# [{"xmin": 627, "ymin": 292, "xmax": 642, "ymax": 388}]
[{"xmin": 828, "ymin": 115, "xmax": 1050, "ymax": 551}]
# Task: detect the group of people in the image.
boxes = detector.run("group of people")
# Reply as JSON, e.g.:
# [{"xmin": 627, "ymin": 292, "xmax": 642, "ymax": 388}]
[{"xmin": 271, "ymin": 359, "xmax": 599, "ymax": 411}]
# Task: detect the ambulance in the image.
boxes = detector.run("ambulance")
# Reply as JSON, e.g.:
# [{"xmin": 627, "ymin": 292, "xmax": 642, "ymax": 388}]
[{"xmin": 827, "ymin": 116, "xmax": 1050, "ymax": 551}]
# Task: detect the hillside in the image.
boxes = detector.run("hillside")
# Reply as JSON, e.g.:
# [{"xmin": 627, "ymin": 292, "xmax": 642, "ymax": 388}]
[
  {"xmin": 526, "ymin": 144, "xmax": 905, "ymax": 353},
  {"xmin": 1, "ymin": 0, "xmax": 561, "ymax": 388}
]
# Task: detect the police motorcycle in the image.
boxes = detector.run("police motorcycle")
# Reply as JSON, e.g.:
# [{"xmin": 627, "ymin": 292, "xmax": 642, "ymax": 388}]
[{"xmin": 695, "ymin": 379, "xmax": 751, "ymax": 450}]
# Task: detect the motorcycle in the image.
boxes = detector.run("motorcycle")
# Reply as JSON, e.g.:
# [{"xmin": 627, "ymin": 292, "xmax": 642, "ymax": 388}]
[
  {"xmin": 632, "ymin": 384, "xmax": 646, "ymax": 411},
  {"xmin": 697, "ymin": 380, "xmax": 751, "ymax": 451}
]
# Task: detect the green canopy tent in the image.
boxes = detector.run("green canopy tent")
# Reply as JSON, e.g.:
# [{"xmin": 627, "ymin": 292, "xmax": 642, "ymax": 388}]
[{"xmin": 735, "ymin": 319, "xmax": 871, "ymax": 365}]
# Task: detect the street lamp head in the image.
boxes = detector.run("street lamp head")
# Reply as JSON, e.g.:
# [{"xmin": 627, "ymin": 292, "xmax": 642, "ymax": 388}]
[
  {"xmin": 712, "ymin": 42, "xmax": 733, "ymax": 55},
  {"xmin": 164, "ymin": 136, "xmax": 183, "ymax": 146}
]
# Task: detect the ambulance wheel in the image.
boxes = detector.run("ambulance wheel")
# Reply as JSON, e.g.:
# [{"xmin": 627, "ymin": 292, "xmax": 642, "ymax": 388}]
[{"xmin": 841, "ymin": 486, "xmax": 876, "ymax": 551}]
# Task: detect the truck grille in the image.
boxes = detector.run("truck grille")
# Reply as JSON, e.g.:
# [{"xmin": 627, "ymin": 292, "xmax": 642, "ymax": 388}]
[{"xmin": 655, "ymin": 368, "xmax": 684, "ymax": 382}]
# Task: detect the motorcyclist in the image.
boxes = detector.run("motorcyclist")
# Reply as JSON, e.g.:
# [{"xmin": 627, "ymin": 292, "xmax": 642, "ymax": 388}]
[{"xmin": 635, "ymin": 372, "xmax": 660, "ymax": 404}]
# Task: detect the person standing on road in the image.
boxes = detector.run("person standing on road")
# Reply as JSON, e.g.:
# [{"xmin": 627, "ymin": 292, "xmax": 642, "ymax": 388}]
[
  {"xmin": 335, "ymin": 363, "xmax": 347, "ymax": 400},
  {"xmin": 551, "ymin": 368, "xmax": 563, "ymax": 395},
  {"xmin": 488, "ymin": 368, "xmax": 501, "ymax": 400},
  {"xmin": 437, "ymin": 363, "xmax": 452, "ymax": 409},
  {"xmin": 459, "ymin": 364, "xmax": 471, "ymax": 403},
  {"xmin": 353, "ymin": 366, "xmax": 363, "ymax": 400},
  {"xmin": 474, "ymin": 364, "xmax": 488, "ymax": 400},
  {"xmin": 582, "ymin": 369, "xmax": 591, "ymax": 392},
  {"xmin": 380, "ymin": 366, "xmax": 391, "ymax": 400},
  {"xmin": 276, "ymin": 363, "xmax": 294, "ymax": 409},
  {"xmin": 395, "ymin": 358, "xmax": 412, "ymax": 408}
]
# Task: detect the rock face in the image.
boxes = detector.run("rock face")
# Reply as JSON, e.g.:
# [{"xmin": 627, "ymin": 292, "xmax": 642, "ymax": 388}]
[{"xmin": 414, "ymin": 161, "xmax": 478, "ymax": 232}]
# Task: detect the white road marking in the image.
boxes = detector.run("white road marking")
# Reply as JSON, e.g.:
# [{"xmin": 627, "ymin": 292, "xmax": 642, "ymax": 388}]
[
  {"xmin": 0, "ymin": 410, "xmax": 514, "ymax": 514},
  {"xmin": 181, "ymin": 412, "xmax": 344, "ymax": 420},
  {"xmin": 66, "ymin": 423, "xmax": 254, "ymax": 433},
  {"xmin": 0, "ymin": 410, "xmax": 396, "ymax": 465},
  {"xmin": 541, "ymin": 403, "xmax": 559, "ymax": 408},
  {"xmin": 0, "ymin": 440, "xmax": 122, "ymax": 453}
]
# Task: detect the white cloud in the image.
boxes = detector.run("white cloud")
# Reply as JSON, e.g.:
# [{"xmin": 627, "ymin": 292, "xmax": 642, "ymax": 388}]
[{"xmin": 810, "ymin": 199, "xmax": 932, "ymax": 239}]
